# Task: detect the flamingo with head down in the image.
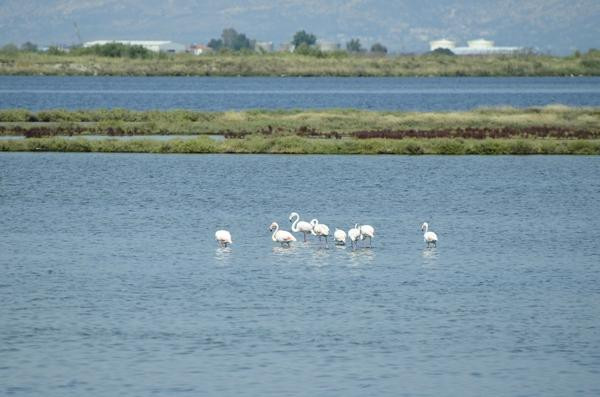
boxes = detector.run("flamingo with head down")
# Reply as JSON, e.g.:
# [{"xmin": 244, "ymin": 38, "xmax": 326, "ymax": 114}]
[
  {"xmin": 348, "ymin": 224, "xmax": 363, "ymax": 249},
  {"xmin": 334, "ymin": 228, "xmax": 346, "ymax": 245},
  {"xmin": 215, "ymin": 230, "xmax": 232, "ymax": 247},
  {"xmin": 311, "ymin": 219, "xmax": 330, "ymax": 245},
  {"xmin": 359, "ymin": 224, "xmax": 375, "ymax": 247}
]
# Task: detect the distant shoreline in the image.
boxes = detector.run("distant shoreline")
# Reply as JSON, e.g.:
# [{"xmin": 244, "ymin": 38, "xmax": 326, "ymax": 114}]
[{"xmin": 1, "ymin": 52, "xmax": 599, "ymax": 77}]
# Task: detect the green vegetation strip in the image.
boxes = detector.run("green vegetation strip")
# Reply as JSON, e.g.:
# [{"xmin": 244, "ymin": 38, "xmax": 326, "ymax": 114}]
[
  {"xmin": 1, "ymin": 106, "xmax": 599, "ymax": 138},
  {"xmin": 1, "ymin": 51, "xmax": 600, "ymax": 76},
  {"xmin": 2, "ymin": 136, "xmax": 599, "ymax": 155}
]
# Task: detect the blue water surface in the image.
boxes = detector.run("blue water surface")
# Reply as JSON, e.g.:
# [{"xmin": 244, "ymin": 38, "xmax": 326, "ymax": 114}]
[
  {"xmin": 1, "ymin": 153, "xmax": 599, "ymax": 396},
  {"xmin": 1, "ymin": 76, "xmax": 600, "ymax": 110}
]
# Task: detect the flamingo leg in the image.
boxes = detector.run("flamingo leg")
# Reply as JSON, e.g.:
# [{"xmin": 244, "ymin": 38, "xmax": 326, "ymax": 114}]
[{"xmin": 303, "ymin": 232, "xmax": 307, "ymax": 242}]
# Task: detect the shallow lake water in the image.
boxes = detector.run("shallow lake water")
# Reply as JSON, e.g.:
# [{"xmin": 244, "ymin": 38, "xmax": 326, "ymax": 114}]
[
  {"xmin": 1, "ymin": 153, "xmax": 599, "ymax": 396},
  {"xmin": 0, "ymin": 135, "xmax": 225, "ymax": 141},
  {"xmin": 1, "ymin": 76, "xmax": 600, "ymax": 110}
]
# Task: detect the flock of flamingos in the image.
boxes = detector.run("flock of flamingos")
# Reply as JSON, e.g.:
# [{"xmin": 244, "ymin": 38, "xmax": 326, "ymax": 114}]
[{"xmin": 215, "ymin": 212, "xmax": 439, "ymax": 249}]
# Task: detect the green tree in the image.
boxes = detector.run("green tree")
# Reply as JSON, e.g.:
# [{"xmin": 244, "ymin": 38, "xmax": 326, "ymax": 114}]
[
  {"xmin": 209, "ymin": 28, "xmax": 252, "ymax": 51},
  {"xmin": 0, "ymin": 43, "xmax": 19, "ymax": 55},
  {"xmin": 20, "ymin": 42, "xmax": 38, "ymax": 52},
  {"xmin": 430, "ymin": 48, "xmax": 454, "ymax": 56},
  {"xmin": 346, "ymin": 38, "xmax": 363, "ymax": 53},
  {"xmin": 70, "ymin": 43, "xmax": 152, "ymax": 58},
  {"xmin": 207, "ymin": 38, "xmax": 223, "ymax": 51},
  {"xmin": 370, "ymin": 43, "xmax": 387, "ymax": 54},
  {"xmin": 47, "ymin": 46, "xmax": 64, "ymax": 55},
  {"xmin": 292, "ymin": 30, "xmax": 316, "ymax": 47},
  {"xmin": 294, "ymin": 43, "xmax": 323, "ymax": 57}
]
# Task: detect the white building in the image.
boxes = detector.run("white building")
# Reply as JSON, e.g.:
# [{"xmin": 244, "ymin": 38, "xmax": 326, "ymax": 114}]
[
  {"xmin": 255, "ymin": 41, "xmax": 274, "ymax": 52},
  {"xmin": 189, "ymin": 44, "xmax": 211, "ymax": 55},
  {"xmin": 452, "ymin": 38, "xmax": 523, "ymax": 55},
  {"xmin": 83, "ymin": 40, "xmax": 186, "ymax": 53},
  {"xmin": 429, "ymin": 39, "xmax": 456, "ymax": 51},
  {"xmin": 317, "ymin": 40, "xmax": 340, "ymax": 52}
]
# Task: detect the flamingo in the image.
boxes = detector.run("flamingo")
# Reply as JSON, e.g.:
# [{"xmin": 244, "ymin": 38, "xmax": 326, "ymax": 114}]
[
  {"xmin": 289, "ymin": 212, "xmax": 313, "ymax": 242},
  {"xmin": 269, "ymin": 222, "xmax": 296, "ymax": 247},
  {"xmin": 334, "ymin": 228, "xmax": 347, "ymax": 245},
  {"xmin": 348, "ymin": 224, "xmax": 363, "ymax": 249},
  {"xmin": 310, "ymin": 219, "xmax": 330, "ymax": 245},
  {"xmin": 215, "ymin": 230, "xmax": 232, "ymax": 247},
  {"xmin": 359, "ymin": 224, "xmax": 375, "ymax": 247},
  {"xmin": 421, "ymin": 222, "xmax": 438, "ymax": 248}
]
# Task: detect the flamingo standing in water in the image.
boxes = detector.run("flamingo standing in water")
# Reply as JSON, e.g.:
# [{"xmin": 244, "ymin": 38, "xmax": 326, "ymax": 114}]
[
  {"xmin": 289, "ymin": 212, "xmax": 313, "ymax": 242},
  {"xmin": 334, "ymin": 228, "xmax": 347, "ymax": 245},
  {"xmin": 310, "ymin": 219, "xmax": 330, "ymax": 245},
  {"xmin": 215, "ymin": 230, "xmax": 232, "ymax": 247},
  {"xmin": 269, "ymin": 222, "xmax": 296, "ymax": 247},
  {"xmin": 359, "ymin": 224, "xmax": 375, "ymax": 247},
  {"xmin": 348, "ymin": 224, "xmax": 362, "ymax": 249},
  {"xmin": 421, "ymin": 222, "xmax": 438, "ymax": 248}
]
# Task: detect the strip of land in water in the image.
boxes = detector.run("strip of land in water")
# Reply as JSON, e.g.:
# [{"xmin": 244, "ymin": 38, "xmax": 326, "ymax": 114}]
[
  {"xmin": 1, "ymin": 107, "xmax": 598, "ymax": 154},
  {"xmin": 1, "ymin": 136, "xmax": 599, "ymax": 155},
  {"xmin": 1, "ymin": 52, "xmax": 599, "ymax": 76}
]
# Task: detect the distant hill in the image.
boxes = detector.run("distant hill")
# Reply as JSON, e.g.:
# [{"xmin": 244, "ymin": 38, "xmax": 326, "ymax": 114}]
[{"xmin": 1, "ymin": 0, "xmax": 598, "ymax": 54}]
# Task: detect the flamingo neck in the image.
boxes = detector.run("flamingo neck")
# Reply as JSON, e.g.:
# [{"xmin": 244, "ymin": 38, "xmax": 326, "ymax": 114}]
[
  {"xmin": 423, "ymin": 223, "xmax": 429, "ymax": 234},
  {"xmin": 290, "ymin": 213, "xmax": 299, "ymax": 232},
  {"xmin": 271, "ymin": 224, "xmax": 279, "ymax": 241}
]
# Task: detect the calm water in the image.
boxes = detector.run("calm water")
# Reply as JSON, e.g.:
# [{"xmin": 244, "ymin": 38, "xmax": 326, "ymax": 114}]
[
  {"xmin": 0, "ymin": 135, "xmax": 225, "ymax": 141},
  {"xmin": 1, "ymin": 153, "xmax": 599, "ymax": 396},
  {"xmin": 1, "ymin": 76, "xmax": 600, "ymax": 111}
]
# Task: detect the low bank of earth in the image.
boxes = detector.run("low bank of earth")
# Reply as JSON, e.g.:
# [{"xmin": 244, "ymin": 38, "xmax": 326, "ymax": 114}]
[
  {"xmin": 1, "ymin": 136, "xmax": 599, "ymax": 155},
  {"xmin": 1, "ymin": 107, "xmax": 598, "ymax": 154},
  {"xmin": 1, "ymin": 52, "xmax": 600, "ymax": 76}
]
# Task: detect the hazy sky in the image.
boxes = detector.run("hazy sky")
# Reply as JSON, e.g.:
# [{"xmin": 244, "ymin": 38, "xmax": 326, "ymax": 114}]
[{"xmin": 1, "ymin": 0, "xmax": 598, "ymax": 54}]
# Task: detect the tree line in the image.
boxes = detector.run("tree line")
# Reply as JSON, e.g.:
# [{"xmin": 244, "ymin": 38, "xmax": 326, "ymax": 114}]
[
  {"xmin": 0, "ymin": 41, "xmax": 156, "ymax": 58},
  {"xmin": 205, "ymin": 28, "xmax": 387, "ymax": 55}
]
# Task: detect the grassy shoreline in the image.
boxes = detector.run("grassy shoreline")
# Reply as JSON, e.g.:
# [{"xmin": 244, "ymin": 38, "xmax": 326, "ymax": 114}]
[
  {"xmin": 1, "ymin": 106, "xmax": 599, "ymax": 138},
  {"xmin": 2, "ymin": 107, "xmax": 598, "ymax": 154},
  {"xmin": 2, "ymin": 136, "xmax": 599, "ymax": 155},
  {"xmin": 1, "ymin": 52, "xmax": 600, "ymax": 77}
]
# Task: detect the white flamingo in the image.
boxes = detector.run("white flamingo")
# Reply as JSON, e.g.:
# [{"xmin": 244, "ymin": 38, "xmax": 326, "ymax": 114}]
[
  {"xmin": 334, "ymin": 228, "xmax": 346, "ymax": 245},
  {"xmin": 289, "ymin": 212, "xmax": 313, "ymax": 242},
  {"xmin": 421, "ymin": 222, "xmax": 438, "ymax": 248},
  {"xmin": 269, "ymin": 222, "xmax": 296, "ymax": 247},
  {"xmin": 215, "ymin": 230, "xmax": 232, "ymax": 247},
  {"xmin": 310, "ymin": 219, "xmax": 330, "ymax": 245},
  {"xmin": 348, "ymin": 224, "xmax": 363, "ymax": 249},
  {"xmin": 359, "ymin": 224, "xmax": 375, "ymax": 247}
]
